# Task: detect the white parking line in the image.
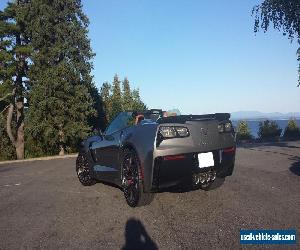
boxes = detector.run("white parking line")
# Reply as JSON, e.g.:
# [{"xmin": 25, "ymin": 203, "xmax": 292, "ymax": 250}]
[{"xmin": 1, "ymin": 183, "xmax": 21, "ymax": 188}]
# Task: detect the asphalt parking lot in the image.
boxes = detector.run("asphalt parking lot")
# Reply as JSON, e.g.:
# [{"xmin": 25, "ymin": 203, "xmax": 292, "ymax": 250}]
[{"xmin": 0, "ymin": 141, "xmax": 299, "ymax": 249}]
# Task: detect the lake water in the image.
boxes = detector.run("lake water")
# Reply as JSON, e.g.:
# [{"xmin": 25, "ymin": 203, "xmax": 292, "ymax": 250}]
[{"xmin": 232, "ymin": 119, "xmax": 300, "ymax": 138}]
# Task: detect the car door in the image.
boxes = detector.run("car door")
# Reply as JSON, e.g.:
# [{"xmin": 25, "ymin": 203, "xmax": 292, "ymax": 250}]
[{"xmin": 91, "ymin": 112, "xmax": 133, "ymax": 182}]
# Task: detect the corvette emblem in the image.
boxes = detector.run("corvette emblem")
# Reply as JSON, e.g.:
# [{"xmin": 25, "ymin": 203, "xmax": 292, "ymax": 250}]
[{"xmin": 201, "ymin": 127, "xmax": 208, "ymax": 136}]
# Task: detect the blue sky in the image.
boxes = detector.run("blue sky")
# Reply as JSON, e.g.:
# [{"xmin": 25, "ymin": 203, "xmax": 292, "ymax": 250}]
[
  {"xmin": 82, "ymin": 0, "xmax": 299, "ymax": 114},
  {"xmin": 1, "ymin": 0, "xmax": 299, "ymax": 114}
]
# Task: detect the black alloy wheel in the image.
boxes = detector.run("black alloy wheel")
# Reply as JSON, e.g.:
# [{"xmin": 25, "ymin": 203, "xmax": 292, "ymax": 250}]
[
  {"xmin": 76, "ymin": 153, "xmax": 96, "ymax": 186},
  {"xmin": 122, "ymin": 148, "xmax": 154, "ymax": 207}
]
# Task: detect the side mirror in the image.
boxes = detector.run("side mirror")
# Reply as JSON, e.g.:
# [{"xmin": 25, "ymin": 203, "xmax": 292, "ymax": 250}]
[{"xmin": 104, "ymin": 134, "xmax": 114, "ymax": 141}]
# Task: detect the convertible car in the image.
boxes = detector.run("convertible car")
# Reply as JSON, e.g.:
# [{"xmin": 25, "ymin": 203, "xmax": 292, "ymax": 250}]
[{"xmin": 76, "ymin": 109, "xmax": 236, "ymax": 207}]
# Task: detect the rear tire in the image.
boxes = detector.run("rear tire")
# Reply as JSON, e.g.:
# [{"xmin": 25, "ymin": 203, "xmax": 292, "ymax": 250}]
[
  {"xmin": 76, "ymin": 152, "xmax": 96, "ymax": 186},
  {"xmin": 122, "ymin": 148, "xmax": 154, "ymax": 207}
]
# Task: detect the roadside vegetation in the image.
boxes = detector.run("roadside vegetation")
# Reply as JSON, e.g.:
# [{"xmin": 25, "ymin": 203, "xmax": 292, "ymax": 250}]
[
  {"xmin": 0, "ymin": 1, "xmax": 145, "ymax": 161},
  {"xmin": 236, "ymin": 118, "xmax": 300, "ymax": 143},
  {"xmin": 258, "ymin": 120, "xmax": 282, "ymax": 140},
  {"xmin": 236, "ymin": 121, "xmax": 253, "ymax": 141},
  {"xmin": 283, "ymin": 119, "xmax": 300, "ymax": 140}
]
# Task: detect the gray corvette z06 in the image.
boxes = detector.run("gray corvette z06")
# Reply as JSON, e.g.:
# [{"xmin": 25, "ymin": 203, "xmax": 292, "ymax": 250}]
[{"xmin": 76, "ymin": 109, "xmax": 236, "ymax": 207}]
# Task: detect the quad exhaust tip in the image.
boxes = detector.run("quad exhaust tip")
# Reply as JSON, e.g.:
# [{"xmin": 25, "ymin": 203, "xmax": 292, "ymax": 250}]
[{"xmin": 197, "ymin": 170, "xmax": 216, "ymax": 184}]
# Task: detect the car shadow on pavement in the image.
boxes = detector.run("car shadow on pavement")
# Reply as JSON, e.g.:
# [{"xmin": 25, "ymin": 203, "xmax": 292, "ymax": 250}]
[
  {"xmin": 289, "ymin": 157, "xmax": 300, "ymax": 176},
  {"xmin": 96, "ymin": 180, "xmax": 122, "ymax": 191},
  {"xmin": 122, "ymin": 218, "xmax": 158, "ymax": 250}
]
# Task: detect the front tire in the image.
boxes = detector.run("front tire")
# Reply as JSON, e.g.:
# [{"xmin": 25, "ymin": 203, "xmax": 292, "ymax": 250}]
[
  {"xmin": 122, "ymin": 148, "xmax": 154, "ymax": 207},
  {"xmin": 76, "ymin": 152, "xmax": 96, "ymax": 186}
]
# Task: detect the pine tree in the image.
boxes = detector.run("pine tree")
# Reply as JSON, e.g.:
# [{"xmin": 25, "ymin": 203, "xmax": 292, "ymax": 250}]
[
  {"xmin": 88, "ymin": 84, "xmax": 106, "ymax": 133},
  {"xmin": 110, "ymin": 74, "xmax": 123, "ymax": 120},
  {"xmin": 283, "ymin": 118, "xmax": 300, "ymax": 139},
  {"xmin": 100, "ymin": 81, "xmax": 111, "ymax": 124},
  {"xmin": 131, "ymin": 88, "xmax": 147, "ymax": 111},
  {"xmin": 122, "ymin": 77, "xmax": 132, "ymax": 111},
  {"xmin": 0, "ymin": 1, "xmax": 31, "ymax": 159},
  {"xmin": 100, "ymin": 75, "xmax": 147, "ymax": 126},
  {"xmin": 25, "ymin": 0, "xmax": 96, "ymax": 156},
  {"xmin": 236, "ymin": 121, "xmax": 252, "ymax": 141},
  {"xmin": 121, "ymin": 76, "xmax": 146, "ymax": 112}
]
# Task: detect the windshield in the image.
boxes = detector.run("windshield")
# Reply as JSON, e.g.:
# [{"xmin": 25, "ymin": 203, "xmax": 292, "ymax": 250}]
[{"xmin": 104, "ymin": 112, "xmax": 134, "ymax": 135}]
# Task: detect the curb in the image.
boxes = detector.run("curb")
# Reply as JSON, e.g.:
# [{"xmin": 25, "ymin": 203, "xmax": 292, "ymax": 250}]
[{"xmin": 0, "ymin": 154, "xmax": 78, "ymax": 165}]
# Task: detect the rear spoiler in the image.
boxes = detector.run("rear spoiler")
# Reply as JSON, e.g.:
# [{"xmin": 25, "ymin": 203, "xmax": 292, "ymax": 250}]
[{"xmin": 157, "ymin": 113, "xmax": 231, "ymax": 124}]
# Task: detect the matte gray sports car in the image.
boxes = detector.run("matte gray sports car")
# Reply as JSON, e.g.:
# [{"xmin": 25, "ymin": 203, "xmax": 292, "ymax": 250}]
[{"xmin": 76, "ymin": 109, "xmax": 236, "ymax": 207}]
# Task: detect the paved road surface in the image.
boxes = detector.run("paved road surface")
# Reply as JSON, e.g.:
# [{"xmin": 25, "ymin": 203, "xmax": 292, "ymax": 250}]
[{"xmin": 0, "ymin": 141, "xmax": 300, "ymax": 249}]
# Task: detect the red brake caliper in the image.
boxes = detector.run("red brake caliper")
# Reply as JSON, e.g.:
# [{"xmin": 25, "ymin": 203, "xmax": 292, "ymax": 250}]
[
  {"xmin": 125, "ymin": 156, "xmax": 134, "ymax": 186},
  {"xmin": 127, "ymin": 179, "xmax": 134, "ymax": 185}
]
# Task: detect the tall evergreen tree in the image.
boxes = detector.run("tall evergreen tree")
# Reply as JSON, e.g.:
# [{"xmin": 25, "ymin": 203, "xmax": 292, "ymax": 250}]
[
  {"xmin": 88, "ymin": 84, "xmax": 106, "ymax": 132},
  {"xmin": 110, "ymin": 74, "xmax": 123, "ymax": 120},
  {"xmin": 0, "ymin": 1, "xmax": 31, "ymax": 159},
  {"xmin": 100, "ymin": 75, "xmax": 147, "ymax": 127},
  {"xmin": 100, "ymin": 81, "xmax": 111, "ymax": 125},
  {"xmin": 131, "ymin": 88, "xmax": 147, "ymax": 111},
  {"xmin": 25, "ymin": 0, "xmax": 96, "ymax": 155},
  {"xmin": 122, "ymin": 77, "xmax": 133, "ymax": 111}
]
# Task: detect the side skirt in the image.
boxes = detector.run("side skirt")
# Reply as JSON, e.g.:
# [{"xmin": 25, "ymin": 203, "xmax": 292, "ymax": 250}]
[{"xmin": 93, "ymin": 165, "xmax": 120, "ymax": 185}]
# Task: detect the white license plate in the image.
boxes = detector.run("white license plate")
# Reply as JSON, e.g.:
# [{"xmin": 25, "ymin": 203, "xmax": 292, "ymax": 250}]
[{"xmin": 198, "ymin": 152, "xmax": 214, "ymax": 168}]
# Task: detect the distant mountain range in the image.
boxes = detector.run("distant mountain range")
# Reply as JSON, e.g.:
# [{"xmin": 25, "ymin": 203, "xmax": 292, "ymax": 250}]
[{"xmin": 230, "ymin": 111, "xmax": 300, "ymax": 120}]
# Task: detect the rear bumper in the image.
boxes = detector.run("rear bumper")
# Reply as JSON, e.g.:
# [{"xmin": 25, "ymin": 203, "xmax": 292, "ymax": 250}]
[{"xmin": 150, "ymin": 148, "xmax": 235, "ymax": 191}]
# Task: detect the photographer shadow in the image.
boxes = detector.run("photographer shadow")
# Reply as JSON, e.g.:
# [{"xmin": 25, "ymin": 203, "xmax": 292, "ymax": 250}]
[{"xmin": 122, "ymin": 218, "xmax": 158, "ymax": 250}]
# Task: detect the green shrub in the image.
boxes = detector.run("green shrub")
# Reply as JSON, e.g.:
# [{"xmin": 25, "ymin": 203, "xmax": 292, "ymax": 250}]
[
  {"xmin": 283, "ymin": 118, "xmax": 300, "ymax": 139},
  {"xmin": 258, "ymin": 120, "xmax": 282, "ymax": 139},
  {"xmin": 236, "ymin": 121, "xmax": 253, "ymax": 140}
]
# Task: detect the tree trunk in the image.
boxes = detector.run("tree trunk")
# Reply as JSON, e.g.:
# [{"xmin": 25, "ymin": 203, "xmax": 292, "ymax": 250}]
[
  {"xmin": 6, "ymin": 104, "xmax": 16, "ymax": 147},
  {"xmin": 15, "ymin": 100, "xmax": 24, "ymax": 159},
  {"xmin": 15, "ymin": 139, "xmax": 24, "ymax": 159},
  {"xmin": 6, "ymin": 98, "xmax": 25, "ymax": 160},
  {"xmin": 58, "ymin": 126, "xmax": 65, "ymax": 156},
  {"xmin": 5, "ymin": 24, "xmax": 27, "ymax": 160},
  {"xmin": 59, "ymin": 145, "xmax": 65, "ymax": 156}
]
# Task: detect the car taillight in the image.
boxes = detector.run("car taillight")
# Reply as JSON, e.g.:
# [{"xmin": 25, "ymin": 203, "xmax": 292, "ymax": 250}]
[
  {"xmin": 218, "ymin": 122, "xmax": 232, "ymax": 133},
  {"xmin": 159, "ymin": 126, "xmax": 190, "ymax": 139},
  {"xmin": 163, "ymin": 155, "xmax": 186, "ymax": 161},
  {"xmin": 223, "ymin": 147, "xmax": 235, "ymax": 153}
]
